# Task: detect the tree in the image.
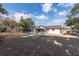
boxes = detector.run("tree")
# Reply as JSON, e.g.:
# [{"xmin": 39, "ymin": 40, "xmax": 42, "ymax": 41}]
[
  {"xmin": 71, "ymin": 3, "xmax": 79, "ymax": 15},
  {"xmin": 18, "ymin": 17, "xmax": 27, "ymax": 28},
  {"xmin": 65, "ymin": 3, "xmax": 79, "ymax": 34},
  {"xmin": 0, "ymin": 4, "xmax": 8, "ymax": 15},
  {"xmin": 18, "ymin": 16, "xmax": 35, "ymax": 32},
  {"xmin": 18, "ymin": 17, "xmax": 35, "ymax": 28},
  {"xmin": 1, "ymin": 17, "xmax": 17, "ymax": 32},
  {"xmin": 65, "ymin": 16, "xmax": 74, "ymax": 26},
  {"xmin": 2, "ymin": 19, "xmax": 17, "ymax": 27}
]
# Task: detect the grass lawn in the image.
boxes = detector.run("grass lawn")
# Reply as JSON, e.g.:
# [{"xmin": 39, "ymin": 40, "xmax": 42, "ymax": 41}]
[{"xmin": 0, "ymin": 33, "xmax": 79, "ymax": 56}]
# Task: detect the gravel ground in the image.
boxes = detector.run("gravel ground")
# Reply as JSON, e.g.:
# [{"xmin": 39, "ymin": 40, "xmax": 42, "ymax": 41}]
[{"xmin": 0, "ymin": 33, "xmax": 79, "ymax": 56}]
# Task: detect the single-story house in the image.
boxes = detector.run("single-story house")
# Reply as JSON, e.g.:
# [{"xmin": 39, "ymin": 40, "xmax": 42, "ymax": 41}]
[
  {"xmin": 43, "ymin": 26, "xmax": 63, "ymax": 34},
  {"xmin": 17, "ymin": 25, "xmax": 64, "ymax": 35},
  {"xmin": 35, "ymin": 26, "xmax": 46, "ymax": 33}
]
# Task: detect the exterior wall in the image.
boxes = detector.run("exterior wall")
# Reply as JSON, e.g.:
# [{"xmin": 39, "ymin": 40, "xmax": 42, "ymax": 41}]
[{"xmin": 47, "ymin": 29, "xmax": 61, "ymax": 34}]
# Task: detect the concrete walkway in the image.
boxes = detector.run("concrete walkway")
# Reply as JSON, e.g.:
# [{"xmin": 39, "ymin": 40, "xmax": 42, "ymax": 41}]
[
  {"xmin": 46, "ymin": 34, "xmax": 79, "ymax": 39},
  {"xmin": 21, "ymin": 32, "xmax": 79, "ymax": 39}
]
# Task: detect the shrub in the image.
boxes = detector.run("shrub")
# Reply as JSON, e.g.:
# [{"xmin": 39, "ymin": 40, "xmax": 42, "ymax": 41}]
[{"xmin": 0, "ymin": 27, "xmax": 7, "ymax": 32}]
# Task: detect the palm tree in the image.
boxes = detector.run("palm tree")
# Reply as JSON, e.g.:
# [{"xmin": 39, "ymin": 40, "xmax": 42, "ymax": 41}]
[{"xmin": 71, "ymin": 3, "xmax": 79, "ymax": 15}]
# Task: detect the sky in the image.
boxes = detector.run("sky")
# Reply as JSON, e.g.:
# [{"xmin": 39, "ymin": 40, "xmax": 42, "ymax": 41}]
[{"xmin": 2, "ymin": 3, "xmax": 75, "ymax": 26}]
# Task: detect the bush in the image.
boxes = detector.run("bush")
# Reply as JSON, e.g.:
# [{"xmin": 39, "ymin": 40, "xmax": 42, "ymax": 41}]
[{"xmin": 0, "ymin": 27, "xmax": 7, "ymax": 32}]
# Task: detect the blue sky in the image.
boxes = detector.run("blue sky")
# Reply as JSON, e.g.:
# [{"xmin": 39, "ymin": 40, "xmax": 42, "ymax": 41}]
[{"xmin": 2, "ymin": 3, "xmax": 75, "ymax": 26}]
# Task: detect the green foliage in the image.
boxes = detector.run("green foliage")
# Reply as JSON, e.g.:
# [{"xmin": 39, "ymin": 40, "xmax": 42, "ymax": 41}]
[
  {"xmin": 0, "ymin": 4, "xmax": 36, "ymax": 32},
  {"xmin": 26, "ymin": 18, "xmax": 35, "ymax": 26},
  {"xmin": 65, "ymin": 16, "xmax": 74, "ymax": 26},
  {"xmin": 0, "ymin": 4, "xmax": 8, "ymax": 14},
  {"xmin": 2, "ymin": 19, "xmax": 17, "ymax": 26},
  {"xmin": 18, "ymin": 16, "xmax": 35, "ymax": 28},
  {"xmin": 1, "ymin": 19, "xmax": 17, "ymax": 32},
  {"xmin": 65, "ymin": 3, "xmax": 79, "ymax": 34},
  {"xmin": 0, "ymin": 27, "xmax": 6, "ymax": 32},
  {"xmin": 18, "ymin": 17, "xmax": 27, "ymax": 28},
  {"xmin": 71, "ymin": 3, "xmax": 79, "ymax": 15}
]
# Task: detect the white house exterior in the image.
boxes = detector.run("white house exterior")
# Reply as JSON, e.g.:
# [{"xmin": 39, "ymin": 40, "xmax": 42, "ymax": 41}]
[
  {"xmin": 25, "ymin": 25, "xmax": 63, "ymax": 35},
  {"xmin": 47, "ymin": 29, "xmax": 61, "ymax": 34},
  {"xmin": 43, "ymin": 26, "xmax": 62, "ymax": 34}
]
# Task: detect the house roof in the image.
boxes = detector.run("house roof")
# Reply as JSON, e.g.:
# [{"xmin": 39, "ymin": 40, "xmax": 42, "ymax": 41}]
[
  {"xmin": 35, "ymin": 26, "xmax": 46, "ymax": 29},
  {"xmin": 43, "ymin": 25, "xmax": 62, "ymax": 29}
]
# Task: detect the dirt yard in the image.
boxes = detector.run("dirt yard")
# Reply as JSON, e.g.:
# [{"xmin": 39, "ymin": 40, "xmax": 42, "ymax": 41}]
[{"xmin": 0, "ymin": 33, "xmax": 79, "ymax": 56}]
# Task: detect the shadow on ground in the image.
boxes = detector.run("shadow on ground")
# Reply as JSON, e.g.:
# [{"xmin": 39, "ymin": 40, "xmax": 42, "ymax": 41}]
[{"xmin": 0, "ymin": 35, "xmax": 79, "ymax": 56}]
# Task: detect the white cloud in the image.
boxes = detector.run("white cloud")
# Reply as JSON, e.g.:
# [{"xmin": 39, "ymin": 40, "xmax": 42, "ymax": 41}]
[
  {"xmin": 35, "ymin": 15, "xmax": 48, "ymax": 20},
  {"xmin": 58, "ymin": 10, "xmax": 67, "ymax": 16},
  {"xmin": 45, "ymin": 18, "xmax": 66, "ymax": 26},
  {"xmin": 53, "ymin": 4, "xmax": 75, "ymax": 17},
  {"xmin": 53, "ymin": 10, "xmax": 68, "ymax": 17},
  {"xmin": 34, "ymin": 15, "xmax": 49, "ymax": 25},
  {"xmin": 0, "ymin": 13, "xmax": 8, "ymax": 17},
  {"xmin": 57, "ymin": 3, "xmax": 75, "ymax": 8},
  {"xmin": 41, "ymin": 3, "xmax": 53, "ymax": 13},
  {"xmin": 0, "ymin": 13, "xmax": 16, "ymax": 21},
  {"xmin": 53, "ymin": 19, "xmax": 65, "ymax": 24},
  {"xmin": 53, "ymin": 8, "xmax": 58, "ymax": 13},
  {"xmin": 64, "ymin": 4, "xmax": 75, "ymax": 7},
  {"xmin": 21, "ymin": 10, "xmax": 27, "ymax": 13},
  {"xmin": 13, "ymin": 12, "xmax": 32, "ymax": 22}
]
